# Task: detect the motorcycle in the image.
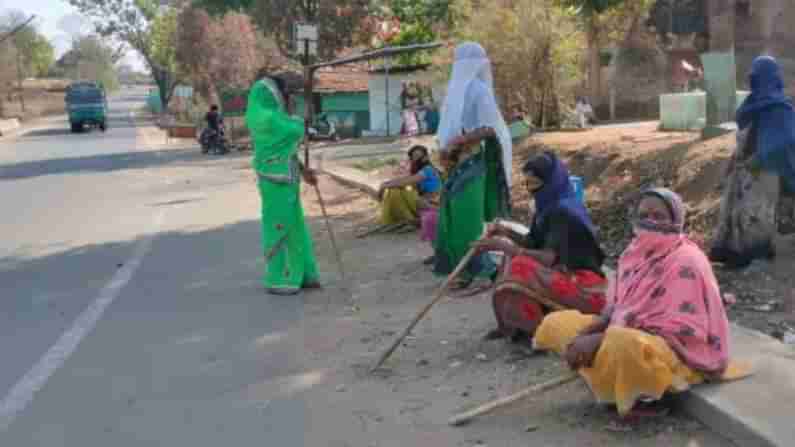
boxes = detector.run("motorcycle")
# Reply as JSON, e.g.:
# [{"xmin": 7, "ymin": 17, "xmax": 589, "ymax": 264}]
[
  {"xmin": 199, "ymin": 124, "xmax": 229, "ymax": 155},
  {"xmin": 307, "ymin": 114, "xmax": 339, "ymax": 142}
]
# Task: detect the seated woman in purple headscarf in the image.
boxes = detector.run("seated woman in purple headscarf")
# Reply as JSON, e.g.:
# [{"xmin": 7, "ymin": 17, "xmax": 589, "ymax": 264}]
[
  {"xmin": 711, "ymin": 55, "xmax": 795, "ymax": 268},
  {"xmin": 471, "ymin": 151, "xmax": 607, "ymax": 345}
]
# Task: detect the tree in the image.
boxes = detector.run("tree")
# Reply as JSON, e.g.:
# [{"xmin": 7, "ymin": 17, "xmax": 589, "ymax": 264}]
[
  {"xmin": 67, "ymin": 0, "xmax": 182, "ymax": 110},
  {"xmin": 192, "ymin": 0, "xmax": 372, "ymax": 61},
  {"xmin": 52, "ymin": 35, "xmax": 121, "ymax": 90},
  {"xmin": 0, "ymin": 42, "xmax": 18, "ymax": 116},
  {"xmin": 367, "ymin": 0, "xmax": 452, "ymax": 65},
  {"xmin": 557, "ymin": 0, "xmax": 627, "ymax": 105},
  {"xmin": 0, "ymin": 12, "xmax": 56, "ymax": 112},
  {"xmin": 176, "ymin": 7, "xmax": 270, "ymax": 104},
  {"xmin": 452, "ymin": 0, "xmax": 583, "ymax": 127}
]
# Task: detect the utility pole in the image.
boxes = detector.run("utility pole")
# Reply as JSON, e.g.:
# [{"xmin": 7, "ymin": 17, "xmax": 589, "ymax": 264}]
[
  {"xmin": 16, "ymin": 47, "xmax": 25, "ymax": 113},
  {"xmin": 294, "ymin": 22, "xmax": 318, "ymax": 167}
]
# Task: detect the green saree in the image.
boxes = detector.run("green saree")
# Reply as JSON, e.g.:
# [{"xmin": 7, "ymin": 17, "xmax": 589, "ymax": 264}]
[
  {"xmin": 434, "ymin": 137, "xmax": 511, "ymax": 277},
  {"xmin": 246, "ymin": 79, "xmax": 319, "ymax": 294}
]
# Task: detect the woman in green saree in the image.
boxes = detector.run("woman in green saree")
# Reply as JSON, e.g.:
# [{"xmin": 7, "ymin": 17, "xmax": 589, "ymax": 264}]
[
  {"xmin": 434, "ymin": 42, "xmax": 513, "ymax": 287},
  {"xmin": 246, "ymin": 77, "xmax": 321, "ymax": 295}
]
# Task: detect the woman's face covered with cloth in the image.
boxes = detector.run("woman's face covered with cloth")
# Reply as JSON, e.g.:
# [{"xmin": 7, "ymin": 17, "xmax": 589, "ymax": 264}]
[{"xmin": 614, "ymin": 188, "xmax": 730, "ymax": 374}]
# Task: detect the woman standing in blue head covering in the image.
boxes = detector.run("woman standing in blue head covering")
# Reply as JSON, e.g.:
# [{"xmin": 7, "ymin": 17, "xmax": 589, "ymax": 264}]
[{"xmin": 710, "ymin": 56, "xmax": 795, "ymax": 268}]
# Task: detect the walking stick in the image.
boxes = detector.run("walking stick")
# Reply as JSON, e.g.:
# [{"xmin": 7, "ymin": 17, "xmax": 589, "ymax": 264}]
[
  {"xmin": 371, "ymin": 247, "xmax": 478, "ymax": 373},
  {"xmin": 314, "ymin": 182, "xmax": 347, "ymax": 280},
  {"xmin": 303, "ymin": 134, "xmax": 346, "ymax": 280},
  {"xmin": 448, "ymin": 371, "xmax": 579, "ymax": 426}
]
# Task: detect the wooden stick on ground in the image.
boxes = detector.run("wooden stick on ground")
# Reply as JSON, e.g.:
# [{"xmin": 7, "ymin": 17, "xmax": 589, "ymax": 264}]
[
  {"xmin": 370, "ymin": 247, "xmax": 478, "ymax": 373},
  {"xmin": 355, "ymin": 222, "xmax": 405, "ymax": 239},
  {"xmin": 449, "ymin": 372, "xmax": 579, "ymax": 426},
  {"xmin": 314, "ymin": 183, "xmax": 346, "ymax": 280}
]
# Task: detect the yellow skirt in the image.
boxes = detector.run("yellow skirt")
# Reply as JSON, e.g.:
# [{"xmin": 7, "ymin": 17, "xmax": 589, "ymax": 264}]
[
  {"xmin": 381, "ymin": 187, "xmax": 420, "ymax": 225},
  {"xmin": 534, "ymin": 310, "xmax": 703, "ymax": 416}
]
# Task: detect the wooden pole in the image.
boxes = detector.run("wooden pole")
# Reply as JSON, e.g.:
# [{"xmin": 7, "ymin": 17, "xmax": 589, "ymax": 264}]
[
  {"xmin": 448, "ymin": 372, "xmax": 579, "ymax": 426},
  {"xmin": 371, "ymin": 247, "xmax": 478, "ymax": 373},
  {"xmin": 314, "ymin": 183, "xmax": 346, "ymax": 280}
]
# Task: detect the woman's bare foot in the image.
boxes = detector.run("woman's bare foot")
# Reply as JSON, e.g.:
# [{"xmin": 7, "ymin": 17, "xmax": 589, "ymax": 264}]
[{"xmin": 604, "ymin": 401, "xmax": 670, "ymax": 432}]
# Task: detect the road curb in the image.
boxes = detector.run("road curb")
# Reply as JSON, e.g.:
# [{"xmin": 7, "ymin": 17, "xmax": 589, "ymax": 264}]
[{"xmin": 679, "ymin": 323, "xmax": 795, "ymax": 447}]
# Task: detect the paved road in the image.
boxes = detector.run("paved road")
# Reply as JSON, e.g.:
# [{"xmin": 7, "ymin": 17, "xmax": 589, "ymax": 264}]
[{"xmin": 1, "ymin": 89, "xmax": 308, "ymax": 445}]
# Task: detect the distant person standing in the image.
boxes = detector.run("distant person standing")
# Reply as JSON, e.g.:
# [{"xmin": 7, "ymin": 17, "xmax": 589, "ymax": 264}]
[
  {"xmin": 206, "ymin": 104, "xmax": 222, "ymax": 132},
  {"xmin": 711, "ymin": 56, "xmax": 795, "ymax": 268},
  {"xmin": 575, "ymin": 97, "xmax": 595, "ymax": 128}
]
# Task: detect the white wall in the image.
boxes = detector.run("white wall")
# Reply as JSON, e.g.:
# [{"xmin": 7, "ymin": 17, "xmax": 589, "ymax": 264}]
[{"xmin": 368, "ymin": 71, "xmax": 445, "ymax": 136}]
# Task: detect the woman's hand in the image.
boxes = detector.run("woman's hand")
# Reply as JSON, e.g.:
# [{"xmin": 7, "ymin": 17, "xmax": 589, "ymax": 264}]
[
  {"xmin": 378, "ymin": 181, "xmax": 396, "ymax": 200},
  {"xmin": 564, "ymin": 333, "xmax": 603, "ymax": 370},
  {"xmin": 485, "ymin": 222, "xmax": 509, "ymax": 238},
  {"xmin": 302, "ymin": 168, "xmax": 318, "ymax": 186},
  {"xmin": 471, "ymin": 237, "xmax": 519, "ymax": 256},
  {"xmin": 580, "ymin": 315, "xmax": 610, "ymax": 336}
]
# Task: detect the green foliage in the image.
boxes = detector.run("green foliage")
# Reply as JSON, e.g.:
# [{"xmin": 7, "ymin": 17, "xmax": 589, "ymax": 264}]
[
  {"xmin": 387, "ymin": 22, "xmax": 435, "ymax": 66},
  {"xmin": 0, "ymin": 14, "xmax": 56, "ymax": 77},
  {"xmin": 387, "ymin": 0, "xmax": 450, "ymax": 25},
  {"xmin": 52, "ymin": 35, "xmax": 120, "ymax": 91},
  {"xmin": 150, "ymin": 9, "xmax": 180, "ymax": 80},
  {"xmin": 192, "ymin": 0, "xmax": 253, "ymax": 15},
  {"xmin": 557, "ymin": 0, "xmax": 627, "ymax": 16},
  {"xmin": 369, "ymin": 0, "xmax": 451, "ymax": 66},
  {"xmin": 451, "ymin": 0, "xmax": 584, "ymax": 126}
]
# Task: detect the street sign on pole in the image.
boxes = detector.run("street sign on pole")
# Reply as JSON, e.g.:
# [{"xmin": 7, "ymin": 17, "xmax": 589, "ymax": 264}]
[
  {"xmin": 293, "ymin": 23, "xmax": 318, "ymax": 58},
  {"xmin": 294, "ymin": 23, "xmax": 318, "ymax": 41}
]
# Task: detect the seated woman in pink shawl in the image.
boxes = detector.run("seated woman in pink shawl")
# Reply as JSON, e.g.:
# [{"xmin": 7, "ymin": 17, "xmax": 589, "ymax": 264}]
[{"xmin": 534, "ymin": 188, "xmax": 749, "ymax": 427}]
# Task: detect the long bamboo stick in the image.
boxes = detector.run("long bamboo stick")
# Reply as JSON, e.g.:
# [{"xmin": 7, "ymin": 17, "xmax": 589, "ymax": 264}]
[
  {"xmin": 370, "ymin": 247, "xmax": 478, "ymax": 373},
  {"xmin": 448, "ymin": 372, "xmax": 579, "ymax": 426}
]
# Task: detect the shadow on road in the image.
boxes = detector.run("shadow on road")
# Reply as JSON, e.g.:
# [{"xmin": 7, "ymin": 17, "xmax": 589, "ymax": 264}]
[{"xmin": 0, "ymin": 148, "xmax": 252, "ymax": 182}]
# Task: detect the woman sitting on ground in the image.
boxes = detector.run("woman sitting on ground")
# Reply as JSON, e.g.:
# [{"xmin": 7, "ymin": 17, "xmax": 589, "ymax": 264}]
[
  {"xmin": 472, "ymin": 151, "xmax": 607, "ymax": 344},
  {"xmin": 534, "ymin": 188, "xmax": 747, "ymax": 426},
  {"xmin": 378, "ymin": 145, "xmax": 441, "ymax": 228}
]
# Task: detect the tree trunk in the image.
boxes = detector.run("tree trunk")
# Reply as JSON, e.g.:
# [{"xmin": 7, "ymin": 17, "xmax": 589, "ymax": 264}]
[
  {"xmin": 16, "ymin": 51, "xmax": 25, "ymax": 114},
  {"xmin": 586, "ymin": 14, "xmax": 601, "ymax": 107}
]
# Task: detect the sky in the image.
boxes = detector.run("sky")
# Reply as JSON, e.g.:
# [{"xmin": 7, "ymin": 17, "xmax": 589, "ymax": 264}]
[{"xmin": 0, "ymin": 0, "xmax": 146, "ymax": 71}]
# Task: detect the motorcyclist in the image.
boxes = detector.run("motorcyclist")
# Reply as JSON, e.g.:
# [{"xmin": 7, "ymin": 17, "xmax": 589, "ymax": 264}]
[{"xmin": 203, "ymin": 104, "xmax": 226, "ymax": 153}]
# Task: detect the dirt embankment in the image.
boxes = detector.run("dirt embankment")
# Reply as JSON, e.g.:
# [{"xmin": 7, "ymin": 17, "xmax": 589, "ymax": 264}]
[{"xmin": 2, "ymin": 79, "xmax": 71, "ymax": 121}]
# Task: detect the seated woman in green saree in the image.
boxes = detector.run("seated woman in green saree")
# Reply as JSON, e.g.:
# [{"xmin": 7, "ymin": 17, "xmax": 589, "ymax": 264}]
[
  {"xmin": 434, "ymin": 42, "xmax": 513, "ymax": 287},
  {"xmin": 246, "ymin": 77, "xmax": 321, "ymax": 295}
]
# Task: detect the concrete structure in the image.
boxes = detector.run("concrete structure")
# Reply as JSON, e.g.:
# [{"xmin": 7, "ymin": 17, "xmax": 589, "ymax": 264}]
[{"xmin": 605, "ymin": 0, "xmax": 795, "ymax": 121}]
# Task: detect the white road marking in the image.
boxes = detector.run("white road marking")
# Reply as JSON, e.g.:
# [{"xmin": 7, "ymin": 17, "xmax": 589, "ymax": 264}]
[{"xmin": 0, "ymin": 210, "xmax": 165, "ymax": 432}]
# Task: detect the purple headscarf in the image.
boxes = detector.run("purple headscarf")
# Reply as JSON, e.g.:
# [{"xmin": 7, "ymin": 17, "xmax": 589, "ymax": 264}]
[{"xmin": 523, "ymin": 151, "xmax": 595, "ymax": 235}]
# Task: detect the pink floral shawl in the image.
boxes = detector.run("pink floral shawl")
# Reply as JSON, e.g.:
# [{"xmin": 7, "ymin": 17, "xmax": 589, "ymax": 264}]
[{"xmin": 610, "ymin": 190, "xmax": 730, "ymax": 374}]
